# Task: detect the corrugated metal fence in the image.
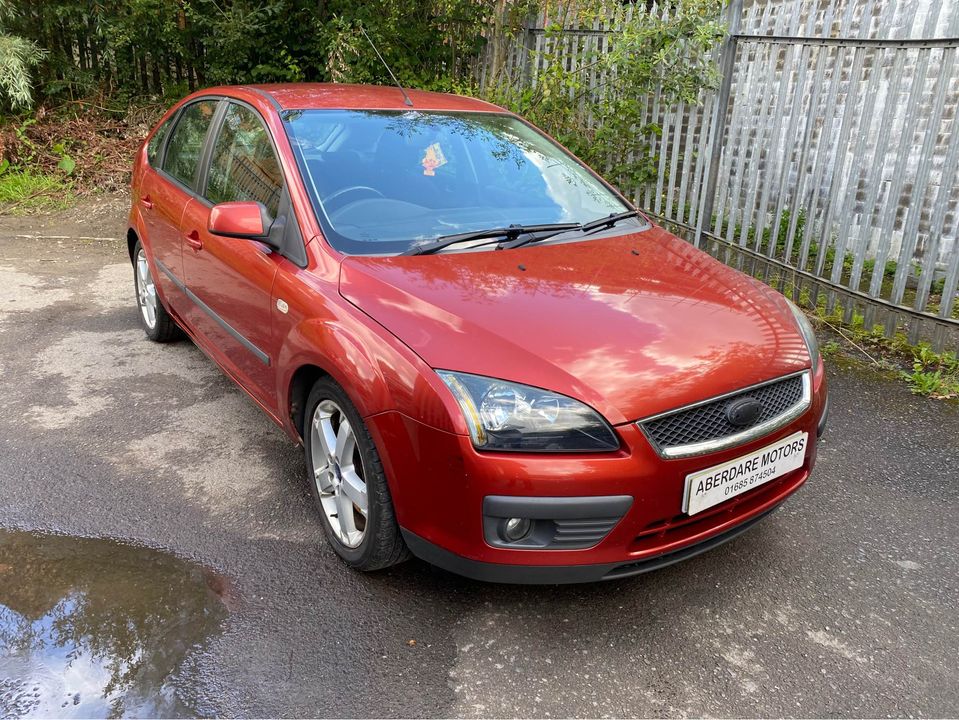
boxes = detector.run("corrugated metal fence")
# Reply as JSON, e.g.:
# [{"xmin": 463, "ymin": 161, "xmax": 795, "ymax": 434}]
[{"xmin": 484, "ymin": 0, "xmax": 959, "ymax": 350}]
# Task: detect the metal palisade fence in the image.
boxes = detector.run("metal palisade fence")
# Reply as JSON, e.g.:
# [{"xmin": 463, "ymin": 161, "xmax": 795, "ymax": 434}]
[{"xmin": 482, "ymin": 0, "xmax": 959, "ymax": 350}]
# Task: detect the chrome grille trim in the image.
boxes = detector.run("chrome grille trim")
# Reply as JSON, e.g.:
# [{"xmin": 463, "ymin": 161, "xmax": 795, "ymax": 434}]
[{"xmin": 637, "ymin": 370, "xmax": 812, "ymax": 459}]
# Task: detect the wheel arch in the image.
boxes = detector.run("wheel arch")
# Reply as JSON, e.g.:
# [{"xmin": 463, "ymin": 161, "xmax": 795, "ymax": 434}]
[
  {"xmin": 279, "ymin": 317, "xmax": 396, "ymax": 443},
  {"xmin": 127, "ymin": 227, "xmax": 140, "ymax": 264},
  {"xmin": 279, "ymin": 315, "xmax": 460, "ymax": 445},
  {"xmin": 288, "ymin": 363, "xmax": 331, "ymax": 440}
]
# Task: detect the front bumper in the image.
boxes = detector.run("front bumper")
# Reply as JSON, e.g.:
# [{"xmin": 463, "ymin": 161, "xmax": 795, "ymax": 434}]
[
  {"xmin": 401, "ymin": 503, "xmax": 781, "ymax": 583},
  {"xmin": 367, "ymin": 367, "xmax": 827, "ymax": 584}
]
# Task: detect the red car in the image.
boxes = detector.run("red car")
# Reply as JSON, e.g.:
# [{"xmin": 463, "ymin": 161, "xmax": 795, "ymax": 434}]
[{"xmin": 128, "ymin": 84, "xmax": 828, "ymax": 583}]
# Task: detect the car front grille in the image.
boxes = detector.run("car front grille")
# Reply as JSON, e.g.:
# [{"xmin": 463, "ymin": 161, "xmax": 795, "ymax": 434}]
[{"xmin": 639, "ymin": 372, "xmax": 810, "ymax": 458}]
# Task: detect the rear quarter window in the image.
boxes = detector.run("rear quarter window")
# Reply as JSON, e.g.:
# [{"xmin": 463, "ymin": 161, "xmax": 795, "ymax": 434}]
[{"xmin": 146, "ymin": 116, "xmax": 174, "ymax": 167}]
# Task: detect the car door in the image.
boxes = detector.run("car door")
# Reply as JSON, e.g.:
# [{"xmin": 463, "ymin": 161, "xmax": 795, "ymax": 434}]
[
  {"xmin": 146, "ymin": 99, "xmax": 221, "ymax": 315},
  {"xmin": 136, "ymin": 110, "xmax": 184, "ymax": 314},
  {"xmin": 179, "ymin": 101, "xmax": 287, "ymax": 411}
]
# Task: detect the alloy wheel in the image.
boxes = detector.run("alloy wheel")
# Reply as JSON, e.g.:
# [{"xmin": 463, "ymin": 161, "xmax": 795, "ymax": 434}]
[
  {"xmin": 310, "ymin": 399, "xmax": 369, "ymax": 548},
  {"xmin": 135, "ymin": 249, "xmax": 158, "ymax": 330}
]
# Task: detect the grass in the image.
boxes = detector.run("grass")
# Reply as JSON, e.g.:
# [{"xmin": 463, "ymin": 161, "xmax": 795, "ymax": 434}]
[{"xmin": 0, "ymin": 170, "xmax": 75, "ymax": 215}]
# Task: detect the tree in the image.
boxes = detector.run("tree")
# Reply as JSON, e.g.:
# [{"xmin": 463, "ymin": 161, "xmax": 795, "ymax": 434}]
[{"xmin": 0, "ymin": 0, "xmax": 45, "ymax": 109}]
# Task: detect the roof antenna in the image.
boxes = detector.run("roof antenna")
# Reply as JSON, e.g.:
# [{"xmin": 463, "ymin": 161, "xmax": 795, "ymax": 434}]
[{"xmin": 359, "ymin": 26, "xmax": 414, "ymax": 107}]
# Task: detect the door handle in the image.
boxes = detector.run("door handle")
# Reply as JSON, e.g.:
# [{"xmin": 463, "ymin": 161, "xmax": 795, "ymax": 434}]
[
  {"xmin": 185, "ymin": 230, "xmax": 203, "ymax": 251},
  {"xmin": 140, "ymin": 195, "xmax": 154, "ymax": 209}
]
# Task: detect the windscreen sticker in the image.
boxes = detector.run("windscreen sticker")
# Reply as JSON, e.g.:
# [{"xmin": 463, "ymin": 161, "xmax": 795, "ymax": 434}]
[{"xmin": 421, "ymin": 142, "xmax": 447, "ymax": 176}]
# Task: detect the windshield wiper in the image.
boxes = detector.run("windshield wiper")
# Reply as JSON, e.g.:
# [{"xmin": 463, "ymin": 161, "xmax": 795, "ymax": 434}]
[
  {"xmin": 403, "ymin": 213, "xmax": 641, "ymax": 255},
  {"xmin": 580, "ymin": 209, "xmax": 641, "ymax": 233},
  {"xmin": 499, "ymin": 210, "xmax": 641, "ymax": 250},
  {"xmin": 402, "ymin": 222, "xmax": 581, "ymax": 256}
]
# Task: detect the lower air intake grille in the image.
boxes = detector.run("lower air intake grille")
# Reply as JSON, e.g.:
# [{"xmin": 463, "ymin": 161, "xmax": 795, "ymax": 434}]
[{"xmin": 550, "ymin": 517, "xmax": 621, "ymax": 548}]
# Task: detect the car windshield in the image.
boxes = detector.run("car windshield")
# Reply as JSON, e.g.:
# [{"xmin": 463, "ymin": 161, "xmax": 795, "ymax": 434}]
[{"xmin": 281, "ymin": 109, "xmax": 642, "ymax": 255}]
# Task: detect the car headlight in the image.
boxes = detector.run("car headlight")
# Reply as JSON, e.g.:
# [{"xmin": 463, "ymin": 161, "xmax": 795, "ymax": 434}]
[
  {"xmin": 436, "ymin": 371, "xmax": 619, "ymax": 452},
  {"xmin": 786, "ymin": 299, "xmax": 821, "ymax": 373}
]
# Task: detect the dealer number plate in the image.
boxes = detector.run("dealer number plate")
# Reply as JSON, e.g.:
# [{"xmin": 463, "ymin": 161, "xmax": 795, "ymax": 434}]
[{"xmin": 683, "ymin": 431, "xmax": 808, "ymax": 516}]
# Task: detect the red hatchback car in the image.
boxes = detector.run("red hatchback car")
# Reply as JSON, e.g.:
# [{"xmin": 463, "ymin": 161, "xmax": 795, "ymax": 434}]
[{"xmin": 128, "ymin": 84, "xmax": 828, "ymax": 583}]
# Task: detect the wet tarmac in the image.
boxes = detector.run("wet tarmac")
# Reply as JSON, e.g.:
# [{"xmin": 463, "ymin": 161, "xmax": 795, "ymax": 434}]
[
  {"xmin": 0, "ymin": 530, "xmax": 227, "ymax": 718},
  {"xmin": 0, "ymin": 206, "xmax": 957, "ymax": 716}
]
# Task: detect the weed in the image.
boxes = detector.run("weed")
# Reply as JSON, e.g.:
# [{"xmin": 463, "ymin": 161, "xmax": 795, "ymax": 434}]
[
  {"xmin": 899, "ymin": 343, "xmax": 959, "ymax": 398},
  {"xmin": 821, "ymin": 340, "xmax": 842, "ymax": 358},
  {"xmin": 0, "ymin": 170, "xmax": 74, "ymax": 214},
  {"xmin": 901, "ymin": 366, "xmax": 959, "ymax": 399}
]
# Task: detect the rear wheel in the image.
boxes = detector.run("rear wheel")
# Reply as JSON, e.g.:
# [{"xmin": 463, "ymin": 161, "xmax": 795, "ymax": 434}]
[
  {"xmin": 304, "ymin": 377, "xmax": 408, "ymax": 571},
  {"xmin": 133, "ymin": 240, "xmax": 180, "ymax": 342}
]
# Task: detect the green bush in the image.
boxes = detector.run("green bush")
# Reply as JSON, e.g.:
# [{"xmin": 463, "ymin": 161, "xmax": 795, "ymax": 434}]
[
  {"xmin": 7, "ymin": 0, "xmax": 525, "ymax": 105},
  {"xmin": 484, "ymin": 0, "xmax": 726, "ymax": 193}
]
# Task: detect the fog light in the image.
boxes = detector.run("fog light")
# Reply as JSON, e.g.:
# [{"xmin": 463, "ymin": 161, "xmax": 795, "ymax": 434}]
[{"xmin": 502, "ymin": 517, "xmax": 532, "ymax": 542}]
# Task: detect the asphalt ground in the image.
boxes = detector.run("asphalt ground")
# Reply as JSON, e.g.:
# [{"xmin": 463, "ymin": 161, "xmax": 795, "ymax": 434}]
[{"xmin": 1, "ymin": 201, "xmax": 957, "ymax": 717}]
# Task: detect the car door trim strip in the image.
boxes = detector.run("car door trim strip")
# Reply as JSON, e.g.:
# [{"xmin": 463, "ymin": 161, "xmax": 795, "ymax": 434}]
[{"xmin": 155, "ymin": 258, "xmax": 271, "ymax": 366}]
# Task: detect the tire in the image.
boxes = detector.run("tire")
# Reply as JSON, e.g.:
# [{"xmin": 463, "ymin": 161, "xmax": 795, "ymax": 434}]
[
  {"xmin": 133, "ymin": 240, "xmax": 181, "ymax": 342},
  {"xmin": 304, "ymin": 377, "xmax": 409, "ymax": 571}
]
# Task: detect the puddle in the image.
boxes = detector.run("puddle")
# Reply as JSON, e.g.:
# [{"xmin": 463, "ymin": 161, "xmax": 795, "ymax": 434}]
[{"xmin": 0, "ymin": 530, "xmax": 228, "ymax": 718}]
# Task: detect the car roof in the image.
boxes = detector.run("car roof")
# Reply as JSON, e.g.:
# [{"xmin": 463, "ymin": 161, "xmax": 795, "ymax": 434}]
[{"xmin": 239, "ymin": 83, "xmax": 506, "ymax": 113}]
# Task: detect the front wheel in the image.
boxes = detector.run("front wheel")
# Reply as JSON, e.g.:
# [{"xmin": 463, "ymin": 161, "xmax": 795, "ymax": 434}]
[
  {"xmin": 133, "ymin": 240, "xmax": 181, "ymax": 342},
  {"xmin": 304, "ymin": 378, "xmax": 409, "ymax": 571}
]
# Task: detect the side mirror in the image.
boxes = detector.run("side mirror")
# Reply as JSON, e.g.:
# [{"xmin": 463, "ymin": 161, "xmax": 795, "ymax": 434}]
[{"xmin": 208, "ymin": 201, "xmax": 274, "ymax": 242}]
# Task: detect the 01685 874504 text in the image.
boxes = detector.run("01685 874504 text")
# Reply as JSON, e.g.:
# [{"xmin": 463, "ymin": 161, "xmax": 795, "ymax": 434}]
[{"xmin": 683, "ymin": 432, "xmax": 808, "ymax": 515}]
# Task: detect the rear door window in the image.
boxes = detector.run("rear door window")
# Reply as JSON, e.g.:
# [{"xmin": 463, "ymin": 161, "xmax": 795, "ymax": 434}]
[
  {"xmin": 205, "ymin": 103, "xmax": 284, "ymax": 217},
  {"xmin": 162, "ymin": 100, "xmax": 219, "ymax": 190}
]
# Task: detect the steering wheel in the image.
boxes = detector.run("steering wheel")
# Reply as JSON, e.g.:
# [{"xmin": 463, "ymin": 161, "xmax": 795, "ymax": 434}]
[{"xmin": 324, "ymin": 185, "xmax": 385, "ymax": 212}]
